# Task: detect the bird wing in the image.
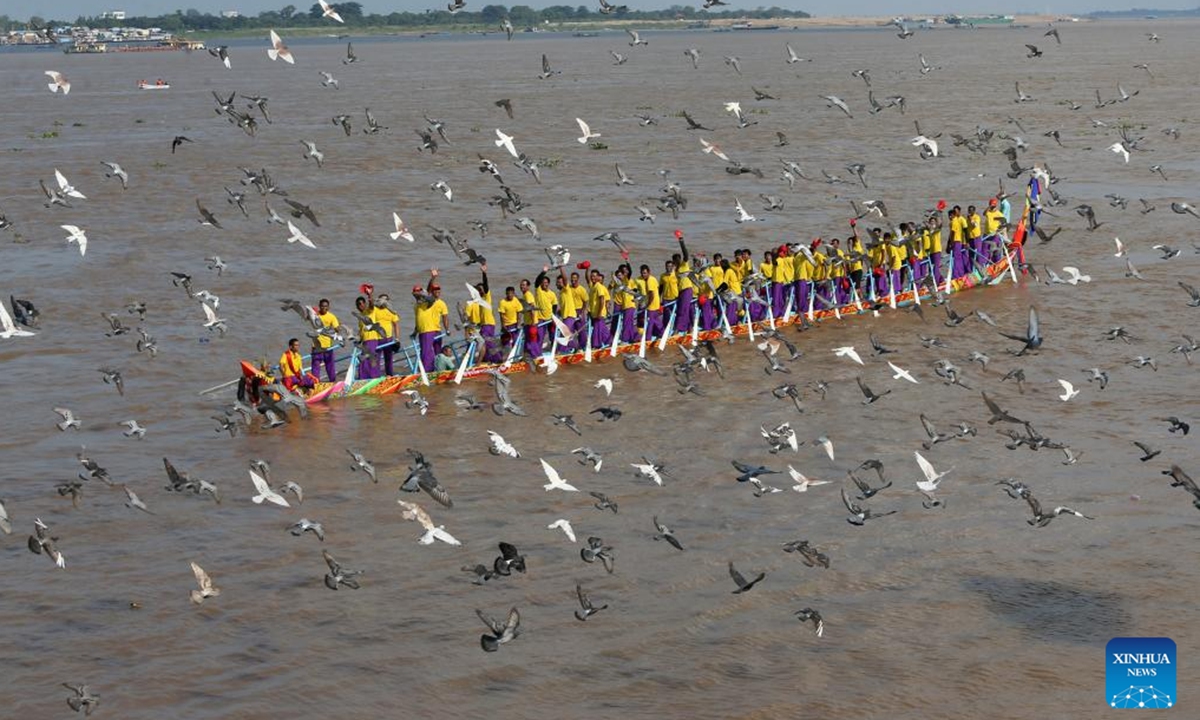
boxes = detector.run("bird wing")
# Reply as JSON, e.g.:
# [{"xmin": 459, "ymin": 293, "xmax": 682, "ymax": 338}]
[
  {"xmin": 191, "ymin": 562, "xmax": 212, "ymax": 591},
  {"xmin": 913, "ymin": 451, "xmax": 939, "ymax": 482},
  {"xmin": 728, "ymin": 562, "xmax": 747, "ymax": 587},
  {"xmin": 540, "ymin": 458, "xmax": 562, "ymax": 485}
]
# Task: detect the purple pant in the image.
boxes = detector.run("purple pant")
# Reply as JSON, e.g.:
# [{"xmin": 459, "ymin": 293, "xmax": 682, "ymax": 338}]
[
  {"xmin": 748, "ymin": 296, "xmax": 765, "ymax": 322},
  {"xmin": 645, "ymin": 309, "xmax": 664, "ymax": 340},
  {"xmin": 311, "ymin": 348, "xmax": 336, "ymax": 382},
  {"xmin": 359, "ymin": 340, "xmax": 380, "ymax": 379},
  {"xmin": 699, "ymin": 298, "xmax": 715, "ymax": 330},
  {"xmin": 796, "ymin": 281, "xmax": 811, "ymax": 315},
  {"xmin": 771, "ymin": 283, "xmax": 786, "ymax": 316},
  {"xmin": 968, "ymin": 237, "xmax": 983, "ymax": 272},
  {"xmin": 590, "ymin": 315, "xmax": 611, "ymax": 348},
  {"xmin": 378, "ymin": 339, "xmax": 397, "ymax": 376},
  {"xmin": 418, "ymin": 331, "xmax": 438, "ymax": 372},
  {"xmin": 621, "ymin": 308, "xmax": 639, "ymax": 343},
  {"xmin": 725, "ymin": 299, "xmax": 739, "ymax": 327},
  {"xmin": 930, "ymin": 251, "xmax": 944, "ymax": 284},
  {"xmin": 674, "ymin": 288, "xmax": 694, "ymax": 332},
  {"xmin": 951, "ymin": 243, "xmax": 968, "ymax": 278}
]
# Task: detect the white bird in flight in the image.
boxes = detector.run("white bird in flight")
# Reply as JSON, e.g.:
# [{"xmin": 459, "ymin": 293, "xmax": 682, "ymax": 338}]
[
  {"xmin": 397, "ymin": 499, "xmax": 461, "ymax": 545},
  {"xmin": 888, "ymin": 361, "xmax": 919, "ymax": 384},
  {"xmin": 576, "ymin": 118, "xmax": 601, "ymax": 144},
  {"xmin": 631, "ymin": 461, "xmax": 665, "ymax": 486},
  {"xmin": 267, "ymin": 30, "xmax": 295, "ymax": 64},
  {"xmin": 548, "ymin": 519, "xmax": 577, "ymax": 542},
  {"xmin": 833, "ymin": 346, "xmax": 864, "ymax": 365},
  {"xmin": 62, "ymin": 225, "xmax": 88, "ymax": 256},
  {"xmin": 286, "ymin": 221, "xmax": 316, "ymax": 249},
  {"xmin": 1057, "ymin": 379, "xmax": 1080, "ymax": 401},
  {"xmin": 0, "ymin": 302, "xmax": 36, "ymax": 339},
  {"xmin": 788, "ymin": 466, "xmax": 831, "ymax": 492},
  {"xmin": 734, "ymin": 198, "xmax": 757, "ymax": 223},
  {"xmin": 390, "ymin": 212, "xmax": 414, "ymax": 242},
  {"xmin": 911, "ymin": 135, "xmax": 939, "ymax": 157},
  {"xmin": 318, "ymin": 0, "xmax": 344, "ymax": 22},
  {"xmin": 55, "ymin": 169, "xmax": 86, "ymax": 199},
  {"xmin": 594, "ymin": 378, "xmax": 613, "ymax": 395},
  {"xmin": 249, "ymin": 469, "xmax": 290, "ymax": 507},
  {"xmin": 700, "ymin": 138, "xmax": 730, "ymax": 161},
  {"xmin": 494, "ymin": 129, "xmax": 519, "ymax": 158},
  {"xmin": 1108, "ymin": 142, "xmax": 1129, "ymax": 163},
  {"xmin": 45, "ymin": 71, "xmax": 71, "ymax": 94},
  {"xmin": 914, "ymin": 451, "xmax": 952, "ymax": 492},
  {"xmin": 541, "ymin": 458, "xmax": 580, "ymax": 492},
  {"xmin": 487, "ymin": 430, "xmax": 520, "ymax": 458}
]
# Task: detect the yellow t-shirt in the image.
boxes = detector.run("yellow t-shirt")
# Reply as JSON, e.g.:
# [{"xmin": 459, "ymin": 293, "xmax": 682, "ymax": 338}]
[
  {"xmin": 465, "ymin": 291, "xmax": 495, "ymax": 327},
  {"xmin": 968, "ymin": 212, "xmax": 983, "ymax": 239},
  {"xmin": 571, "ymin": 283, "xmax": 588, "ymax": 310},
  {"xmin": 950, "ymin": 216, "xmax": 968, "ymax": 243},
  {"xmin": 414, "ymin": 299, "xmax": 447, "ymax": 334},
  {"xmin": 279, "ymin": 349, "xmax": 305, "ymax": 378},
  {"xmin": 639, "ymin": 275, "xmax": 661, "ymax": 312},
  {"xmin": 315, "ymin": 310, "xmax": 339, "ymax": 349},
  {"xmin": 829, "ymin": 249, "xmax": 846, "ymax": 278},
  {"xmin": 659, "ymin": 271, "xmax": 679, "ymax": 301},
  {"xmin": 521, "ymin": 290, "xmax": 536, "ymax": 325},
  {"xmin": 534, "ymin": 287, "xmax": 556, "ymax": 322},
  {"xmin": 498, "ymin": 297, "xmax": 523, "ymax": 326},
  {"xmin": 723, "ymin": 268, "xmax": 741, "ymax": 295},
  {"xmin": 588, "ymin": 283, "xmax": 610, "ymax": 319},
  {"xmin": 373, "ymin": 306, "xmax": 399, "ymax": 339},
  {"xmin": 773, "ymin": 255, "xmax": 795, "ymax": 284},
  {"xmin": 358, "ymin": 308, "xmax": 380, "ymax": 341},
  {"xmin": 985, "ymin": 209, "xmax": 1005, "ymax": 235},
  {"xmin": 849, "ymin": 240, "xmax": 864, "ymax": 273},
  {"xmin": 677, "ymin": 261, "xmax": 694, "ymax": 291},
  {"xmin": 615, "ymin": 280, "xmax": 638, "ymax": 310},
  {"xmin": 559, "ymin": 286, "xmax": 579, "ymax": 319},
  {"xmin": 890, "ymin": 243, "xmax": 907, "ymax": 271}
]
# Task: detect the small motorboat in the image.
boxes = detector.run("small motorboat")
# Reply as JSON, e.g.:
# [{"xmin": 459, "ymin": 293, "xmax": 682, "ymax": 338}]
[{"xmin": 137, "ymin": 79, "xmax": 170, "ymax": 90}]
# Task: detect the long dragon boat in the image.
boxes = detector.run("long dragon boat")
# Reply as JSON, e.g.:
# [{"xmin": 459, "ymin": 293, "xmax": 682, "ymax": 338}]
[{"xmin": 240, "ymin": 240, "xmax": 1025, "ymax": 406}]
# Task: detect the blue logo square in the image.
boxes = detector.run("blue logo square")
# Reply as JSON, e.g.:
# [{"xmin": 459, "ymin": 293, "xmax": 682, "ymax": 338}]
[{"xmin": 1107, "ymin": 637, "xmax": 1176, "ymax": 709}]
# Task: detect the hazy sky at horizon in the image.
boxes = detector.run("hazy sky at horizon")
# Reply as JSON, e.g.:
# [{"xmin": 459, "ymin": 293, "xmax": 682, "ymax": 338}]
[{"xmin": 11, "ymin": 0, "xmax": 1196, "ymax": 23}]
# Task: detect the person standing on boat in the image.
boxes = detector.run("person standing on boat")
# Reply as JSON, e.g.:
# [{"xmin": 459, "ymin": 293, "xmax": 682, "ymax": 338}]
[
  {"xmin": 497, "ymin": 285, "xmax": 524, "ymax": 354},
  {"xmin": 672, "ymin": 231, "xmax": 695, "ymax": 333},
  {"xmin": 355, "ymin": 295, "xmax": 381, "ymax": 379},
  {"xmin": 555, "ymin": 270, "xmax": 580, "ymax": 352},
  {"xmin": 311, "ymin": 298, "xmax": 340, "ymax": 382},
  {"xmin": 718, "ymin": 257, "xmax": 741, "ymax": 327},
  {"xmin": 925, "ymin": 213, "xmax": 945, "ymax": 285},
  {"xmin": 948, "ymin": 206, "xmax": 968, "ymax": 278},
  {"xmin": 518, "ymin": 278, "xmax": 537, "ymax": 354},
  {"xmin": 413, "ymin": 275, "xmax": 449, "ymax": 374},
  {"xmin": 984, "ymin": 197, "xmax": 1007, "ymax": 262},
  {"xmin": 569, "ymin": 269, "xmax": 589, "ymax": 342},
  {"xmin": 466, "ymin": 264, "xmax": 501, "ymax": 362},
  {"xmin": 847, "ymin": 221, "xmax": 866, "ymax": 298},
  {"xmin": 611, "ymin": 265, "xmax": 639, "ymax": 342},
  {"xmin": 279, "ymin": 338, "xmax": 317, "ymax": 392},
  {"xmin": 966, "ymin": 204, "xmax": 983, "ymax": 273},
  {"xmin": 638, "ymin": 264, "xmax": 663, "ymax": 341},
  {"xmin": 587, "ymin": 270, "xmax": 612, "ymax": 348},
  {"xmin": 533, "ymin": 267, "xmax": 558, "ymax": 349},
  {"xmin": 372, "ymin": 294, "xmax": 400, "ymax": 376},
  {"xmin": 659, "ymin": 258, "xmax": 680, "ymax": 331}
]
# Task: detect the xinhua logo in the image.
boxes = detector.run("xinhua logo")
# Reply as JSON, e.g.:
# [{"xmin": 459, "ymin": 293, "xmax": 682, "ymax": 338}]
[{"xmin": 1107, "ymin": 637, "xmax": 1176, "ymax": 709}]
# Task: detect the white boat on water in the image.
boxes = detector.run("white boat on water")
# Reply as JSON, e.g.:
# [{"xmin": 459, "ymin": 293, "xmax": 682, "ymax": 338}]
[{"xmin": 138, "ymin": 80, "xmax": 170, "ymax": 90}]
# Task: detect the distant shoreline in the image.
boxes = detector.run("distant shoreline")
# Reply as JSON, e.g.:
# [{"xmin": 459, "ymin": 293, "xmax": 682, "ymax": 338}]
[{"xmin": 182, "ymin": 14, "xmax": 1105, "ymax": 40}]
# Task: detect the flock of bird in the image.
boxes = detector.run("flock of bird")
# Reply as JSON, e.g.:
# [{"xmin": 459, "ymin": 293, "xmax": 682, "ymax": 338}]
[{"xmin": 3, "ymin": 11, "xmax": 1199, "ymax": 715}]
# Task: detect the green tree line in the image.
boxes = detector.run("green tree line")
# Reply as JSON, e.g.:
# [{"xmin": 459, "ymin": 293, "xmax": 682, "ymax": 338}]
[{"xmin": 3, "ymin": 4, "xmax": 809, "ymax": 33}]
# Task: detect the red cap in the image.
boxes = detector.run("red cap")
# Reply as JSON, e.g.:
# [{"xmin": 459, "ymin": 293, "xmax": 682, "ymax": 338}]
[
  {"xmin": 412, "ymin": 284, "xmax": 424, "ymax": 293},
  {"xmin": 989, "ymin": 198, "xmax": 998, "ymax": 207},
  {"xmin": 429, "ymin": 284, "xmax": 441, "ymax": 292},
  {"xmin": 359, "ymin": 283, "xmax": 374, "ymax": 295},
  {"xmin": 577, "ymin": 260, "xmax": 591, "ymax": 270},
  {"xmin": 777, "ymin": 244, "xmax": 789, "ymax": 256},
  {"xmin": 674, "ymin": 229, "xmax": 684, "ymax": 239},
  {"xmin": 849, "ymin": 218, "xmax": 857, "ymax": 226},
  {"xmin": 936, "ymin": 199, "xmax": 947, "ymax": 211},
  {"xmin": 811, "ymin": 239, "xmax": 822, "ymax": 250}
]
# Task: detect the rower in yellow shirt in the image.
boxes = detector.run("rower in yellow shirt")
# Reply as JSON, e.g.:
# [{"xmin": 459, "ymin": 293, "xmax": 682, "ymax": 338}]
[
  {"xmin": 497, "ymin": 285, "xmax": 524, "ymax": 350},
  {"xmin": 311, "ymin": 298, "xmax": 340, "ymax": 382},
  {"xmin": 638, "ymin": 264, "xmax": 663, "ymax": 340},
  {"xmin": 587, "ymin": 270, "xmax": 613, "ymax": 347}
]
